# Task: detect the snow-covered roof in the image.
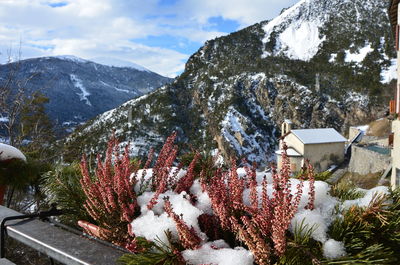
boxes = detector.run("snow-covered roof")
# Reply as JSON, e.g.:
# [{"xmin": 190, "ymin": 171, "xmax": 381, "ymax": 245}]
[
  {"xmin": 275, "ymin": 148, "xmax": 302, "ymax": 157},
  {"xmin": 291, "ymin": 128, "xmax": 347, "ymax": 144},
  {"xmin": 0, "ymin": 143, "xmax": 27, "ymax": 162}
]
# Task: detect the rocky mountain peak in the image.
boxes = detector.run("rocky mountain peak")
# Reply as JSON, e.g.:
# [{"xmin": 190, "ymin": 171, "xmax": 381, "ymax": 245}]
[{"xmin": 63, "ymin": 0, "xmax": 395, "ymax": 164}]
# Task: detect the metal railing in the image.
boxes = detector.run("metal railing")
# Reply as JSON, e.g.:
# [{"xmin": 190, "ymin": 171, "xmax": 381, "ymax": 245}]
[{"xmin": 0, "ymin": 206, "xmax": 125, "ymax": 265}]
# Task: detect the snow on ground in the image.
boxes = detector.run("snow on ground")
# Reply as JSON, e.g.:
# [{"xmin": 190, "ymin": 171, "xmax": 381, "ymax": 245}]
[
  {"xmin": 128, "ymin": 167, "xmax": 390, "ymax": 264},
  {"xmin": 262, "ymin": 0, "xmax": 307, "ymax": 45},
  {"xmin": 329, "ymin": 53, "xmax": 337, "ymax": 63},
  {"xmin": 381, "ymin": 59, "xmax": 397, "ymax": 84},
  {"xmin": 99, "ymin": 81, "xmax": 131, "ymax": 93},
  {"xmin": 261, "ymin": 0, "xmax": 325, "ymax": 61},
  {"xmin": 278, "ymin": 20, "xmax": 325, "ymax": 61},
  {"xmin": 70, "ymin": 74, "xmax": 92, "ymax": 106},
  {"xmin": 0, "ymin": 143, "xmax": 27, "ymax": 161},
  {"xmin": 53, "ymin": 55, "xmax": 88, "ymax": 63},
  {"xmin": 344, "ymin": 43, "xmax": 373, "ymax": 64}
]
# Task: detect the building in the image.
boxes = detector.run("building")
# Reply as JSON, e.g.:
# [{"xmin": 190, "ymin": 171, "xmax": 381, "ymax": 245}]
[
  {"xmin": 275, "ymin": 120, "xmax": 347, "ymax": 172},
  {"xmin": 389, "ymin": 0, "xmax": 400, "ymax": 188}
]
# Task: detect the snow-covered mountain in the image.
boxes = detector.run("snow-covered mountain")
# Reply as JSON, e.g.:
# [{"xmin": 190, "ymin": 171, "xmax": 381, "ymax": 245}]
[
  {"xmin": 0, "ymin": 56, "xmax": 172, "ymax": 132},
  {"xmin": 64, "ymin": 0, "xmax": 395, "ymax": 163}
]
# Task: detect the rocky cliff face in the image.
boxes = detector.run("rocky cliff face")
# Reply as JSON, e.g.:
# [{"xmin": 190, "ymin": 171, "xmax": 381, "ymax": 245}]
[
  {"xmin": 0, "ymin": 56, "xmax": 172, "ymax": 132},
  {"xmin": 64, "ymin": 0, "xmax": 395, "ymax": 164}
]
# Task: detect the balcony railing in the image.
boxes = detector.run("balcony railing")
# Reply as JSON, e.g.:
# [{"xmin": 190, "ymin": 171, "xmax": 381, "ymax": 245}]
[{"xmin": 0, "ymin": 206, "xmax": 125, "ymax": 265}]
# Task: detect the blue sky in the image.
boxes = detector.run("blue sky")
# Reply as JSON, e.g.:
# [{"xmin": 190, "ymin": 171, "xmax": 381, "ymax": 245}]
[{"xmin": 0, "ymin": 0, "xmax": 299, "ymax": 77}]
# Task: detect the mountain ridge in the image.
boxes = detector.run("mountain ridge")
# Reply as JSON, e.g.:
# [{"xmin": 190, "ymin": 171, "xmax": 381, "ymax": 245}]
[
  {"xmin": 0, "ymin": 56, "xmax": 172, "ymax": 132},
  {"xmin": 63, "ymin": 0, "xmax": 395, "ymax": 164}
]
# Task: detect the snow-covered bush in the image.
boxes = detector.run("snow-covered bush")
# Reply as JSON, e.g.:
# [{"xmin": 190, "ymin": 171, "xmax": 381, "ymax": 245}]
[{"xmin": 77, "ymin": 134, "xmax": 399, "ymax": 265}]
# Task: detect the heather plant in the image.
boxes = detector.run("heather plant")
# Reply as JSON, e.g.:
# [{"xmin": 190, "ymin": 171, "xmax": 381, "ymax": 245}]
[
  {"xmin": 79, "ymin": 136, "xmax": 140, "ymax": 250},
  {"xmin": 203, "ymin": 143, "xmax": 315, "ymax": 264},
  {"xmin": 146, "ymin": 132, "xmax": 181, "ymax": 209}
]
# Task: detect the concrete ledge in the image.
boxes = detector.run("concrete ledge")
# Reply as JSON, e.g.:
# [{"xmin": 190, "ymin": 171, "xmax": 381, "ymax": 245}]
[{"xmin": 0, "ymin": 206, "xmax": 125, "ymax": 265}]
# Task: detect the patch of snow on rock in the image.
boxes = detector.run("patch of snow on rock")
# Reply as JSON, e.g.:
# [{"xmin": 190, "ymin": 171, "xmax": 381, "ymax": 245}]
[
  {"xmin": 345, "ymin": 43, "xmax": 373, "ymax": 64},
  {"xmin": 279, "ymin": 20, "xmax": 325, "ymax": 61},
  {"xmin": 381, "ymin": 59, "xmax": 397, "ymax": 84},
  {"xmin": 261, "ymin": 0, "xmax": 325, "ymax": 61}
]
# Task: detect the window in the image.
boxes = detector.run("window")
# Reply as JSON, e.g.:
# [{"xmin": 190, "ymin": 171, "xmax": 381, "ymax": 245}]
[{"xmin": 291, "ymin": 163, "xmax": 297, "ymax": 172}]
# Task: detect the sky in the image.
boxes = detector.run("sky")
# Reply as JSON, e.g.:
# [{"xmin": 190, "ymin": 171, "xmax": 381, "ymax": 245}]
[{"xmin": 0, "ymin": 0, "xmax": 299, "ymax": 77}]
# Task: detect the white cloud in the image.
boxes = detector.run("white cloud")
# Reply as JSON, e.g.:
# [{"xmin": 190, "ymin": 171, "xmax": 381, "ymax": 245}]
[{"xmin": 0, "ymin": 0, "xmax": 299, "ymax": 77}]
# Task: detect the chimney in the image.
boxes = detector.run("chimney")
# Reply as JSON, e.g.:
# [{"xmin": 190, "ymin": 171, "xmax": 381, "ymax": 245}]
[{"xmin": 281, "ymin": 119, "xmax": 292, "ymax": 137}]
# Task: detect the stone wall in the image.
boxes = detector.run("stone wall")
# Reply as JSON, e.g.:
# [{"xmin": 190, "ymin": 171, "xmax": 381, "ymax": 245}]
[
  {"xmin": 349, "ymin": 145, "xmax": 391, "ymax": 175},
  {"xmin": 360, "ymin": 135, "xmax": 389, "ymax": 147}
]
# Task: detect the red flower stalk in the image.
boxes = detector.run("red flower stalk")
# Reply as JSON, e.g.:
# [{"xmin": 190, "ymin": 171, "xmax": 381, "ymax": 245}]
[
  {"xmin": 163, "ymin": 197, "xmax": 201, "ymax": 250},
  {"xmin": 147, "ymin": 132, "xmax": 180, "ymax": 209},
  {"xmin": 204, "ymin": 168, "xmax": 231, "ymax": 230},
  {"xmin": 305, "ymin": 162, "xmax": 316, "ymax": 210},
  {"xmin": 79, "ymin": 136, "xmax": 138, "ymax": 249},
  {"xmin": 244, "ymin": 161, "xmax": 258, "ymax": 209},
  {"xmin": 175, "ymin": 152, "xmax": 201, "ymax": 194},
  {"xmin": 152, "ymin": 132, "xmax": 178, "ymax": 189},
  {"xmin": 205, "ymin": 141, "xmax": 312, "ymax": 263}
]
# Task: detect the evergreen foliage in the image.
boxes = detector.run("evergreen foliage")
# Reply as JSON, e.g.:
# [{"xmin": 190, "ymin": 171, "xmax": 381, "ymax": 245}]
[
  {"xmin": 327, "ymin": 189, "xmax": 400, "ymax": 264},
  {"xmin": 41, "ymin": 162, "xmax": 92, "ymax": 226},
  {"xmin": 118, "ymin": 232, "xmax": 184, "ymax": 265},
  {"xmin": 330, "ymin": 181, "xmax": 366, "ymax": 201}
]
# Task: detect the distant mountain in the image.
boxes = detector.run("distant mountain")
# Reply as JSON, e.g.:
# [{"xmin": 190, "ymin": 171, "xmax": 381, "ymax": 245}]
[
  {"xmin": 64, "ymin": 0, "xmax": 395, "ymax": 164},
  {"xmin": 0, "ymin": 56, "xmax": 172, "ymax": 132}
]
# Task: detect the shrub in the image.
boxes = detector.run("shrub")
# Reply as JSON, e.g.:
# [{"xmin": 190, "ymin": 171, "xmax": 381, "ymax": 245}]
[{"xmin": 42, "ymin": 162, "xmax": 91, "ymax": 226}]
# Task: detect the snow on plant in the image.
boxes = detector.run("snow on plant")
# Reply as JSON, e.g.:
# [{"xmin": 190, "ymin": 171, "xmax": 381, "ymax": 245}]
[
  {"xmin": 77, "ymin": 133, "xmax": 397, "ymax": 264},
  {"xmin": 163, "ymin": 197, "xmax": 202, "ymax": 250}
]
